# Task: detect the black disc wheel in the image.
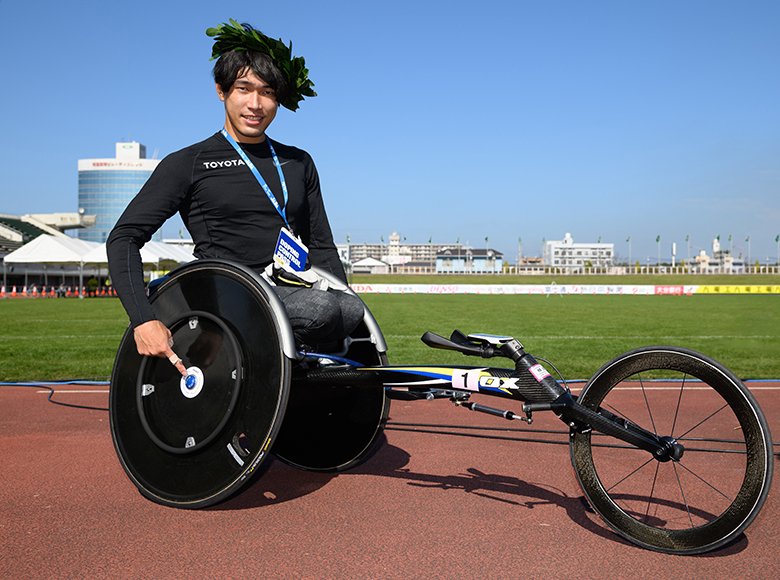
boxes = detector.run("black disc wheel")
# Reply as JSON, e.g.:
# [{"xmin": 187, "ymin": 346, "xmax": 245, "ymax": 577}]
[
  {"xmin": 570, "ymin": 346, "xmax": 773, "ymax": 554},
  {"xmin": 273, "ymin": 317, "xmax": 390, "ymax": 472},
  {"xmin": 110, "ymin": 261, "xmax": 291, "ymax": 508}
]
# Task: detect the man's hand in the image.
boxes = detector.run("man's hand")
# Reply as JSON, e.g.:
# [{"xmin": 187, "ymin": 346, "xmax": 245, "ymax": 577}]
[{"xmin": 134, "ymin": 320, "xmax": 188, "ymax": 376}]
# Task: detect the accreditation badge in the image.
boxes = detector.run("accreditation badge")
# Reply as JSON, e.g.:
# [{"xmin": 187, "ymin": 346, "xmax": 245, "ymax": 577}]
[{"xmin": 273, "ymin": 227, "xmax": 309, "ymax": 272}]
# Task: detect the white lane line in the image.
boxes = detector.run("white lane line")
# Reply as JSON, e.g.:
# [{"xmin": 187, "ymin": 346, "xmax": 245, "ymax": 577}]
[
  {"xmin": 567, "ymin": 386, "xmax": 780, "ymax": 393},
  {"xmin": 385, "ymin": 335, "xmax": 777, "ymax": 340},
  {"xmin": 587, "ymin": 386, "xmax": 779, "ymax": 391},
  {"xmin": 1, "ymin": 335, "xmax": 120, "ymax": 340}
]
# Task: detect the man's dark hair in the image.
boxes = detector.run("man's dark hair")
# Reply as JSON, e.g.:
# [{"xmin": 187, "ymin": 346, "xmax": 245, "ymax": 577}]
[{"xmin": 213, "ymin": 49, "xmax": 288, "ymax": 104}]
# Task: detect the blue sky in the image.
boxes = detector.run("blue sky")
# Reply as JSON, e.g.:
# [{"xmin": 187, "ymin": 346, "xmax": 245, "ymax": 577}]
[{"xmin": 1, "ymin": 0, "xmax": 778, "ymax": 265}]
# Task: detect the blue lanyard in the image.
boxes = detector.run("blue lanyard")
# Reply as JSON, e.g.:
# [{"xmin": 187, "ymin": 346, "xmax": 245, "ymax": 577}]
[{"xmin": 221, "ymin": 128, "xmax": 290, "ymax": 228}]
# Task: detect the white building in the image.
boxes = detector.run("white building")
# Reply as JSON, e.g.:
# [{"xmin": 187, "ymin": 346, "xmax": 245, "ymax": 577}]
[
  {"xmin": 692, "ymin": 237, "xmax": 744, "ymax": 272},
  {"xmin": 543, "ymin": 233, "xmax": 614, "ymax": 269}
]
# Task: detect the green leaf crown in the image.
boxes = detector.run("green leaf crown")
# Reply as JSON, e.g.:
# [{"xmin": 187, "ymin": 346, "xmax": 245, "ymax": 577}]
[{"xmin": 206, "ymin": 19, "xmax": 316, "ymax": 112}]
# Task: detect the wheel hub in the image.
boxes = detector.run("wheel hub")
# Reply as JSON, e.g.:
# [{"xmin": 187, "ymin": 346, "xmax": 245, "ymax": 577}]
[{"xmin": 655, "ymin": 436, "xmax": 685, "ymax": 462}]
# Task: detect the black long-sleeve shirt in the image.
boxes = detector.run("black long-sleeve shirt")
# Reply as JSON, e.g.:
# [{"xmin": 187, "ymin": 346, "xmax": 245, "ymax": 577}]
[{"xmin": 107, "ymin": 132, "xmax": 346, "ymax": 327}]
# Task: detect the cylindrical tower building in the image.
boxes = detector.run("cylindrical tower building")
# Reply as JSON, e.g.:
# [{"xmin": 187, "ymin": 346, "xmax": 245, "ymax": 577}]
[{"xmin": 78, "ymin": 142, "xmax": 161, "ymax": 242}]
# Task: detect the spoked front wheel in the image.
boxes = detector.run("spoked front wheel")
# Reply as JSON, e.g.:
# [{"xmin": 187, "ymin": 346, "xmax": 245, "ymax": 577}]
[{"xmin": 570, "ymin": 346, "xmax": 773, "ymax": 554}]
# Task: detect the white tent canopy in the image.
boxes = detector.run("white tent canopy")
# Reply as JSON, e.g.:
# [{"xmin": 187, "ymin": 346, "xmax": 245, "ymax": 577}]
[
  {"xmin": 3, "ymin": 235, "xmax": 195, "ymax": 293},
  {"xmin": 351, "ymin": 257, "xmax": 390, "ymax": 274},
  {"xmin": 3, "ymin": 234, "xmax": 99, "ymax": 264},
  {"xmin": 4, "ymin": 235, "xmax": 194, "ymax": 267},
  {"xmin": 4, "ymin": 235, "xmax": 101, "ymax": 292},
  {"xmin": 141, "ymin": 241, "xmax": 195, "ymax": 265},
  {"xmin": 81, "ymin": 240, "xmax": 195, "ymax": 266}
]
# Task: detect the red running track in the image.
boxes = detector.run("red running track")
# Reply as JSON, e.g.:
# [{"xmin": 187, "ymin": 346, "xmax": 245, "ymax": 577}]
[{"xmin": 1, "ymin": 383, "xmax": 778, "ymax": 580}]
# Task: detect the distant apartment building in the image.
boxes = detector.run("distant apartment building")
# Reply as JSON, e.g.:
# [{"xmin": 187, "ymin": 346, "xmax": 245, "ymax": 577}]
[
  {"xmin": 77, "ymin": 142, "xmax": 160, "ymax": 243},
  {"xmin": 543, "ymin": 232, "xmax": 614, "ymax": 268},
  {"xmin": 341, "ymin": 232, "xmax": 466, "ymax": 266}
]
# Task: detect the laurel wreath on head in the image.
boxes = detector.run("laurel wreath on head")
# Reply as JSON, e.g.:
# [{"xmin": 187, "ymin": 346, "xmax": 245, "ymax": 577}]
[{"xmin": 206, "ymin": 19, "xmax": 317, "ymax": 112}]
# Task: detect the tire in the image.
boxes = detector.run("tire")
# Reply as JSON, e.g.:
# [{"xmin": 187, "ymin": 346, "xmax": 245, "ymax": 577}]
[
  {"xmin": 110, "ymin": 261, "xmax": 291, "ymax": 508},
  {"xmin": 272, "ymin": 320, "xmax": 390, "ymax": 472},
  {"xmin": 570, "ymin": 346, "xmax": 773, "ymax": 554}
]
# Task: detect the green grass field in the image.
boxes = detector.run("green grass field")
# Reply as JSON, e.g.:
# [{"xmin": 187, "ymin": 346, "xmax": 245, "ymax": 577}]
[
  {"xmin": 0, "ymin": 299, "xmax": 128, "ymax": 382},
  {"xmin": 361, "ymin": 293, "xmax": 779, "ymax": 380},
  {"xmin": 1, "ymin": 292, "xmax": 777, "ymax": 382}
]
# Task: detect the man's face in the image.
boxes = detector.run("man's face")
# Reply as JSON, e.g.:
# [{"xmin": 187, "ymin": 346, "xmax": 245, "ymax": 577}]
[{"xmin": 217, "ymin": 69, "xmax": 278, "ymax": 144}]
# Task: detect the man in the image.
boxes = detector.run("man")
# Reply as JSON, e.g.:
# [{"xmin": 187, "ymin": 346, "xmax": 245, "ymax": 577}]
[{"xmin": 107, "ymin": 21, "xmax": 363, "ymax": 376}]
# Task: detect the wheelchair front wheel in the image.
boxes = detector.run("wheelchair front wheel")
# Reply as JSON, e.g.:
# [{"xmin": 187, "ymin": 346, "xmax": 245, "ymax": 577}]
[{"xmin": 570, "ymin": 346, "xmax": 773, "ymax": 554}]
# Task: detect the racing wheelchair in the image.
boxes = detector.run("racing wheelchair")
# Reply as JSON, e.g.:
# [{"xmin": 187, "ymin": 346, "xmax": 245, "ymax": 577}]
[{"xmin": 110, "ymin": 260, "xmax": 774, "ymax": 555}]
